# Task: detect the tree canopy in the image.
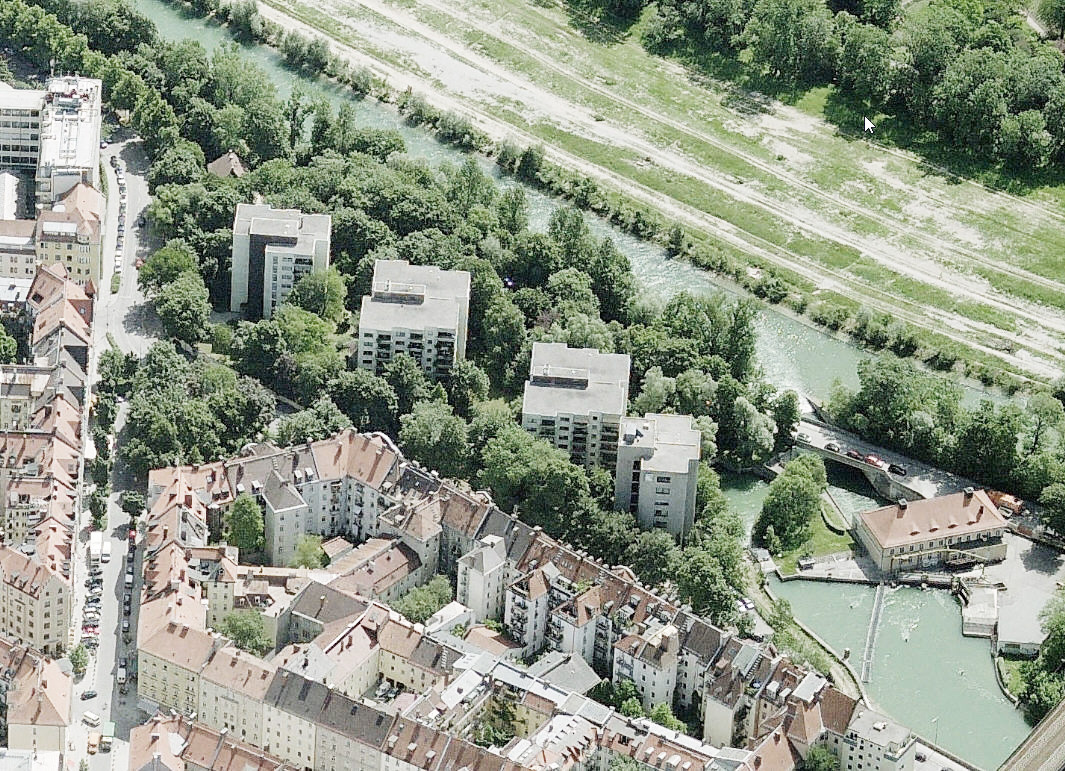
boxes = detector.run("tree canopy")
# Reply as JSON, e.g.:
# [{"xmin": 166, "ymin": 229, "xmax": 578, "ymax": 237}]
[
  {"xmin": 219, "ymin": 610, "xmax": 273, "ymax": 656},
  {"xmin": 227, "ymin": 492, "xmax": 265, "ymax": 554}
]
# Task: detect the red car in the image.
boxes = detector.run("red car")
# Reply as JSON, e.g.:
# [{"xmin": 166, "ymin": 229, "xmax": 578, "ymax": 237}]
[
  {"xmin": 864, "ymin": 454, "xmax": 883, "ymax": 467},
  {"xmin": 845, "ymin": 449, "xmax": 863, "ymax": 460}
]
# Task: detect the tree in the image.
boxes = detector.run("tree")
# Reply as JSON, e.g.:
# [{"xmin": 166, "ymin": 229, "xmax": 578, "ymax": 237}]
[
  {"xmin": 155, "ymin": 272, "xmax": 211, "ymax": 345},
  {"xmin": 1040, "ymin": 483, "xmax": 1065, "ymax": 535},
  {"xmin": 771, "ymin": 390, "xmax": 801, "ymax": 449},
  {"xmin": 69, "ymin": 644, "xmax": 88, "ymax": 675},
  {"xmin": 226, "ymin": 493, "xmax": 264, "ymax": 553},
  {"xmin": 275, "ymin": 396, "xmax": 352, "ymax": 446},
  {"xmin": 0, "ymin": 326, "xmax": 16, "ymax": 364},
  {"xmin": 394, "ymin": 575, "xmax": 453, "ymax": 623},
  {"xmin": 803, "ymin": 745, "xmax": 839, "ymax": 771},
  {"xmin": 121, "ymin": 491, "xmax": 146, "ymax": 518},
  {"xmin": 742, "ymin": 0, "xmax": 839, "ymax": 81},
  {"xmin": 219, "ymin": 610, "xmax": 273, "ymax": 656},
  {"xmin": 648, "ymin": 703, "xmax": 686, "ymax": 732},
  {"xmin": 327, "ymin": 369, "xmax": 398, "ymax": 434},
  {"xmin": 290, "ymin": 534, "xmax": 326, "ymax": 568},
  {"xmin": 446, "ymin": 360, "xmax": 490, "ymax": 418},
  {"xmin": 288, "ymin": 268, "xmax": 347, "ymax": 323},
  {"xmin": 752, "ymin": 455, "xmax": 825, "ymax": 551},
  {"xmin": 147, "ymin": 139, "xmax": 205, "ymax": 190},
  {"xmin": 399, "ymin": 401, "xmax": 471, "ymax": 479},
  {"xmin": 677, "ymin": 547, "xmax": 737, "ymax": 625},
  {"xmin": 627, "ymin": 530, "xmax": 681, "ymax": 589},
  {"xmin": 384, "ymin": 354, "xmax": 436, "ymax": 416},
  {"xmin": 243, "ymin": 97, "xmax": 291, "ymax": 164},
  {"xmin": 138, "ymin": 241, "xmax": 198, "ymax": 296},
  {"xmin": 1038, "ymin": 0, "xmax": 1065, "ymax": 38},
  {"xmin": 837, "ymin": 19, "xmax": 893, "ymax": 104},
  {"xmin": 1023, "ymin": 392, "xmax": 1065, "ymax": 456}
]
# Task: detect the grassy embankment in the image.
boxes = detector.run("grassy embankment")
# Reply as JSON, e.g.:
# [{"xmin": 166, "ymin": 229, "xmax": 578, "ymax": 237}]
[{"xmin": 257, "ymin": 0, "xmax": 1065, "ymax": 387}]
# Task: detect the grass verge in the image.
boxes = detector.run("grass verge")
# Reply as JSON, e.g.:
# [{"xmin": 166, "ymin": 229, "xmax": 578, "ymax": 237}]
[{"xmin": 777, "ymin": 505, "xmax": 856, "ymax": 576}]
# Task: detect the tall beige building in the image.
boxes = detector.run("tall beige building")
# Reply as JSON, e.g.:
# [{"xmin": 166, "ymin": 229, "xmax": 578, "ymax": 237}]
[
  {"xmin": 230, "ymin": 204, "xmax": 331, "ymax": 320},
  {"xmin": 521, "ymin": 342, "xmax": 630, "ymax": 470},
  {"xmin": 0, "ymin": 546, "xmax": 70, "ymax": 655},
  {"xmin": 614, "ymin": 413, "xmax": 701, "ymax": 539},
  {"xmin": 357, "ymin": 260, "xmax": 471, "ymax": 380}
]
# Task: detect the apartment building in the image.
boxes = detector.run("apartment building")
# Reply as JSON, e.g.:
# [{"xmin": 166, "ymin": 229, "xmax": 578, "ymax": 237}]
[
  {"xmin": 356, "ymin": 259, "xmax": 471, "ymax": 380},
  {"xmin": 521, "ymin": 342, "xmax": 630, "ymax": 470},
  {"xmin": 128, "ymin": 714, "xmax": 296, "ymax": 771},
  {"xmin": 230, "ymin": 203, "xmax": 331, "ymax": 320},
  {"xmin": 614, "ymin": 413, "xmax": 701, "ymax": 539},
  {"xmin": 840, "ymin": 708, "xmax": 917, "ymax": 771},
  {"xmin": 0, "ymin": 636, "xmax": 71, "ymax": 753},
  {"xmin": 456, "ymin": 534, "xmax": 507, "ymax": 622},
  {"xmin": 0, "ymin": 221, "xmax": 37, "ymax": 278},
  {"xmin": 855, "ymin": 488, "xmax": 1008, "ymax": 573},
  {"xmin": 137, "ymin": 614, "xmax": 222, "ymax": 716},
  {"xmin": 612, "ymin": 625, "xmax": 680, "ymax": 712},
  {"xmin": 197, "ymin": 645, "xmax": 275, "ymax": 748},
  {"xmin": 0, "ymin": 83, "xmax": 42, "ymax": 171},
  {"xmin": 0, "ymin": 546, "xmax": 69, "ymax": 655},
  {"xmin": 34, "ymin": 183, "xmax": 103, "ymax": 288}
]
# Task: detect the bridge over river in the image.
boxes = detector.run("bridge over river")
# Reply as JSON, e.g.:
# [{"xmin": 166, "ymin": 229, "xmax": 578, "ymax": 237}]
[{"xmin": 791, "ymin": 418, "xmax": 977, "ymax": 502}]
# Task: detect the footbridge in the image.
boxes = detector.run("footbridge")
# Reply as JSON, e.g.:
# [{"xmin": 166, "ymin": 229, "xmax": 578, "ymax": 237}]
[{"xmin": 792, "ymin": 419, "xmax": 976, "ymax": 502}]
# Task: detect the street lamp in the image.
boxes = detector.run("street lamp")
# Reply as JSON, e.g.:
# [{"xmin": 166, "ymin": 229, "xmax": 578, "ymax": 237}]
[{"xmin": 931, "ymin": 716, "xmax": 939, "ymax": 746}]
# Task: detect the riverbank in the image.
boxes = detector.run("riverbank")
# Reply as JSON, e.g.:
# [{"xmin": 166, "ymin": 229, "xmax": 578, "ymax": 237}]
[{"xmin": 144, "ymin": 0, "xmax": 1060, "ymax": 391}]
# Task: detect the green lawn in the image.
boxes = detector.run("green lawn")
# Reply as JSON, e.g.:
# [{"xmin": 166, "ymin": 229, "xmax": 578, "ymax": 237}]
[
  {"xmin": 998, "ymin": 655, "xmax": 1027, "ymax": 698},
  {"xmin": 777, "ymin": 503, "xmax": 856, "ymax": 576}
]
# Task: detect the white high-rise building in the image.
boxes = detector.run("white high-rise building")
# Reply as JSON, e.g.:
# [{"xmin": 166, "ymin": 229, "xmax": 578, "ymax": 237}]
[
  {"xmin": 230, "ymin": 204, "xmax": 331, "ymax": 320},
  {"xmin": 614, "ymin": 413, "xmax": 701, "ymax": 539},
  {"xmin": 0, "ymin": 77, "xmax": 102, "ymax": 207},
  {"xmin": 521, "ymin": 342, "xmax": 630, "ymax": 470},
  {"xmin": 356, "ymin": 260, "xmax": 471, "ymax": 380}
]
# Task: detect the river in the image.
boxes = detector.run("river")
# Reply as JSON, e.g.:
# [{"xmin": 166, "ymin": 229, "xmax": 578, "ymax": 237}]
[{"xmin": 130, "ymin": 1, "xmax": 1028, "ymax": 765}]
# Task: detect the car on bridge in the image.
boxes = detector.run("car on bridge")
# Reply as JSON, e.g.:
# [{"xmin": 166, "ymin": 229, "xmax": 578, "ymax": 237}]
[
  {"xmin": 864, "ymin": 453, "xmax": 884, "ymax": 467},
  {"xmin": 825, "ymin": 442, "xmax": 840, "ymax": 453},
  {"xmin": 846, "ymin": 449, "xmax": 863, "ymax": 460},
  {"xmin": 888, "ymin": 463, "xmax": 907, "ymax": 476}
]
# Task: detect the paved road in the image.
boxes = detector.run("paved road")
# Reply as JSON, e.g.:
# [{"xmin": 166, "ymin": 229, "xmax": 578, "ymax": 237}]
[
  {"xmin": 67, "ymin": 134, "xmax": 158, "ymax": 769},
  {"xmin": 796, "ymin": 419, "xmax": 976, "ymax": 500},
  {"xmin": 96, "ymin": 136, "xmax": 159, "ymax": 358}
]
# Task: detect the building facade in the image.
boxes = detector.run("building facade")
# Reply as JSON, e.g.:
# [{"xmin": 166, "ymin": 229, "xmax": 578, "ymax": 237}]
[
  {"xmin": 521, "ymin": 343, "xmax": 630, "ymax": 470},
  {"xmin": 356, "ymin": 260, "xmax": 471, "ymax": 380},
  {"xmin": 855, "ymin": 488, "xmax": 1008, "ymax": 573},
  {"xmin": 230, "ymin": 204, "xmax": 331, "ymax": 320},
  {"xmin": 614, "ymin": 413, "xmax": 701, "ymax": 539}
]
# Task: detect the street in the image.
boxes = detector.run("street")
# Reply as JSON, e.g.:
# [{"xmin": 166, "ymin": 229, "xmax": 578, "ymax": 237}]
[
  {"xmin": 66, "ymin": 133, "xmax": 160, "ymax": 771},
  {"xmin": 96, "ymin": 135, "xmax": 159, "ymax": 358}
]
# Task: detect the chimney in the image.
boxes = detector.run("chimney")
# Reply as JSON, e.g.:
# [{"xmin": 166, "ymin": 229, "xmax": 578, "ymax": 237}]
[{"xmin": 964, "ymin": 487, "xmax": 974, "ymax": 500}]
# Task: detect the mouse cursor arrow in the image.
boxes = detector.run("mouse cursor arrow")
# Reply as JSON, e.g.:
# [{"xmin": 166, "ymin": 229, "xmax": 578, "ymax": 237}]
[{"xmin": 863, "ymin": 117, "xmax": 875, "ymax": 133}]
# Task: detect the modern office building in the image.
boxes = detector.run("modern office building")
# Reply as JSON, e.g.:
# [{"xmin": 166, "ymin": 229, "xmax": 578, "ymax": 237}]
[
  {"xmin": 521, "ymin": 342, "xmax": 630, "ymax": 470},
  {"xmin": 614, "ymin": 413, "xmax": 701, "ymax": 538},
  {"xmin": 230, "ymin": 204, "xmax": 331, "ymax": 320},
  {"xmin": 33, "ymin": 77, "xmax": 102, "ymax": 205},
  {"xmin": 356, "ymin": 260, "xmax": 471, "ymax": 380}
]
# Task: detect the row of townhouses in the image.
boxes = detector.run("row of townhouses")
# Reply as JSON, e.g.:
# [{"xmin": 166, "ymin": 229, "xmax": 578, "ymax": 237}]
[
  {"xmin": 0, "ymin": 264, "xmax": 93, "ymax": 660},
  {"xmin": 136, "ymin": 427, "xmax": 930, "ymax": 771}
]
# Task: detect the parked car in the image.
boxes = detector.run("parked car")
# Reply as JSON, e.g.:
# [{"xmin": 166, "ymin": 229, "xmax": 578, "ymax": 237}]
[
  {"xmin": 888, "ymin": 463, "xmax": 907, "ymax": 476},
  {"xmin": 99, "ymin": 140, "xmax": 108, "ymax": 149},
  {"xmin": 119, "ymin": 656, "xmax": 127, "ymax": 668},
  {"xmin": 123, "ymin": 593, "xmax": 132, "ymax": 604},
  {"xmin": 864, "ymin": 453, "xmax": 883, "ymax": 467},
  {"xmin": 122, "ymin": 619, "xmax": 130, "ymax": 632},
  {"xmin": 845, "ymin": 449, "xmax": 863, "ymax": 460},
  {"xmin": 81, "ymin": 690, "xmax": 97, "ymax": 700},
  {"xmin": 795, "ymin": 432, "xmax": 810, "ymax": 443},
  {"xmin": 136, "ymin": 215, "xmax": 145, "ymax": 228},
  {"xmin": 135, "ymin": 258, "xmax": 145, "ymax": 269},
  {"xmin": 825, "ymin": 442, "xmax": 840, "ymax": 453},
  {"xmin": 123, "ymin": 604, "xmax": 131, "ymax": 616},
  {"xmin": 109, "ymin": 156, "xmax": 118, "ymax": 167}
]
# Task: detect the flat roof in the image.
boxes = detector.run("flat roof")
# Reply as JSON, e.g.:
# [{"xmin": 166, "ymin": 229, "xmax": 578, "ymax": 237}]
[
  {"xmin": 360, "ymin": 260, "xmax": 470, "ymax": 332},
  {"xmin": 859, "ymin": 489, "xmax": 1006, "ymax": 548},
  {"xmin": 620, "ymin": 413, "xmax": 700, "ymax": 473},
  {"xmin": 522, "ymin": 342, "xmax": 629, "ymax": 418},
  {"xmin": 0, "ymin": 84, "xmax": 45, "ymax": 112},
  {"xmin": 36, "ymin": 77, "xmax": 101, "ymax": 175},
  {"xmin": 233, "ymin": 203, "xmax": 331, "ymax": 239}
]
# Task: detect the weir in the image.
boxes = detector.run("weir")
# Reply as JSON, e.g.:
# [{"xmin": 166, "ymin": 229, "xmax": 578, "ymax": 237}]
[{"xmin": 860, "ymin": 582, "xmax": 886, "ymax": 683}]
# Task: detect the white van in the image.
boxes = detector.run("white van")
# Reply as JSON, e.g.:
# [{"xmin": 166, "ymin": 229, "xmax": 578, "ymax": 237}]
[{"xmin": 82, "ymin": 711, "xmax": 101, "ymax": 727}]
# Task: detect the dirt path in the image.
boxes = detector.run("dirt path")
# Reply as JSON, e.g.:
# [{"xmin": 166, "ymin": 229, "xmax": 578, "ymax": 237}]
[
  {"xmin": 420, "ymin": 0, "xmax": 1065, "ymax": 305},
  {"xmin": 256, "ymin": 0, "xmax": 1065, "ymax": 378}
]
